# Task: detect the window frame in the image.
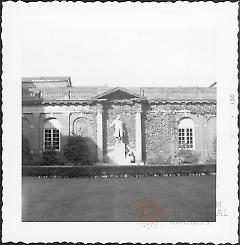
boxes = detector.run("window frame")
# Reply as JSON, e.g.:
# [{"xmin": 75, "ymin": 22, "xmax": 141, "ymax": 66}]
[
  {"xmin": 43, "ymin": 128, "xmax": 60, "ymax": 151},
  {"xmin": 178, "ymin": 119, "xmax": 195, "ymax": 150}
]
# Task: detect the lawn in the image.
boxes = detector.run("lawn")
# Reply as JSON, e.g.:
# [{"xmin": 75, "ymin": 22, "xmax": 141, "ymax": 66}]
[{"xmin": 22, "ymin": 175, "xmax": 216, "ymax": 222}]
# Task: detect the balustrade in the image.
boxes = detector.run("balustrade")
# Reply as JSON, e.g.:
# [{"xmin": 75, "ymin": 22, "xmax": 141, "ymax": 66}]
[
  {"xmin": 22, "ymin": 87, "xmax": 216, "ymax": 102},
  {"xmin": 141, "ymin": 87, "xmax": 216, "ymax": 100},
  {"xmin": 69, "ymin": 91, "xmax": 96, "ymax": 100},
  {"xmin": 41, "ymin": 91, "xmax": 69, "ymax": 100}
]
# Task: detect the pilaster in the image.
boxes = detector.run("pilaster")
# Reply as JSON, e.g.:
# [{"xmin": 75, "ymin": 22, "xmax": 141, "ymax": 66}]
[
  {"xmin": 32, "ymin": 112, "xmax": 40, "ymax": 153},
  {"xmin": 135, "ymin": 107, "xmax": 143, "ymax": 163},
  {"xmin": 96, "ymin": 107, "xmax": 103, "ymax": 162},
  {"xmin": 202, "ymin": 117, "xmax": 208, "ymax": 162}
]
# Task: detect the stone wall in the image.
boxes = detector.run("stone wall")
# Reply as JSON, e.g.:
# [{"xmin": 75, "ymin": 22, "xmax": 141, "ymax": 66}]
[
  {"xmin": 143, "ymin": 102, "xmax": 216, "ymax": 162},
  {"xmin": 22, "ymin": 104, "xmax": 99, "ymax": 163},
  {"xmin": 69, "ymin": 110, "xmax": 97, "ymax": 163},
  {"xmin": 22, "ymin": 100, "xmax": 216, "ymax": 164}
]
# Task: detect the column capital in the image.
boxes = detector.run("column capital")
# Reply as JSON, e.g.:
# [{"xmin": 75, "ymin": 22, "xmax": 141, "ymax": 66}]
[
  {"xmin": 97, "ymin": 108, "xmax": 103, "ymax": 114},
  {"xmin": 135, "ymin": 102, "xmax": 143, "ymax": 113},
  {"xmin": 136, "ymin": 108, "xmax": 143, "ymax": 113},
  {"xmin": 95, "ymin": 103, "xmax": 104, "ymax": 114}
]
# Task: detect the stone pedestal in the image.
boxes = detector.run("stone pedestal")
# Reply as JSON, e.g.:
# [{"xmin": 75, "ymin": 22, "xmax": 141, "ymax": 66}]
[{"xmin": 106, "ymin": 142, "xmax": 131, "ymax": 165}]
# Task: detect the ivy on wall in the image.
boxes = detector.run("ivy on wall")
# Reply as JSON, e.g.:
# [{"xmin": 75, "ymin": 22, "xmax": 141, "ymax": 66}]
[
  {"xmin": 145, "ymin": 102, "xmax": 216, "ymax": 160},
  {"xmin": 169, "ymin": 103, "xmax": 216, "ymax": 115},
  {"xmin": 145, "ymin": 111, "xmax": 175, "ymax": 158},
  {"xmin": 149, "ymin": 103, "xmax": 216, "ymax": 115}
]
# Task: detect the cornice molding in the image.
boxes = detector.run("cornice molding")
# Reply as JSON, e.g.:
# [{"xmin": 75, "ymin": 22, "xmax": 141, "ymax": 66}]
[{"xmin": 22, "ymin": 98, "xmax": 216, "ymax": 106}]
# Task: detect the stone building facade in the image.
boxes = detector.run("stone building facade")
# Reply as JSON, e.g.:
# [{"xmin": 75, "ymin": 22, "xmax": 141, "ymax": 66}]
[{"xmin": 22, "ymin": 77, "xmax": 216, "ymax": 164}]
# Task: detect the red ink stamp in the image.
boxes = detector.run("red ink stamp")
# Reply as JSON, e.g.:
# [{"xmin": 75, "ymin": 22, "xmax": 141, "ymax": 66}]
[{"xmin": 137, "ymin": 198, "xmax": 161, "ymax": 222}]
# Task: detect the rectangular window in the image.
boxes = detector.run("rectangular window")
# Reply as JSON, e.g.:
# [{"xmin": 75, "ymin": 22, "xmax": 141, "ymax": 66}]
[
  {"xmin": 178, "ymin": 128, "xmax": 193, "ymax": 149},
  {"xmin": 44, "ymin": 129, "xmax": 60, "ymax": 150}
]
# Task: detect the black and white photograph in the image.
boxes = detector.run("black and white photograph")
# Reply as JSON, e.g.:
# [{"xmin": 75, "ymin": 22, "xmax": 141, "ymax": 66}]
[{"xmin": 2, "ymin": 1, "xmax": 238, "ymax": 243}]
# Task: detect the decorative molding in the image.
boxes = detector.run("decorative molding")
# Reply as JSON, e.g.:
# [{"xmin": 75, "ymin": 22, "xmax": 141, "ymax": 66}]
[
  {"xmin": 136, "ymin": 109, "xmax": 143, "ymax": 113},
  {"xmin": 72, "ymin": 118, "xmax": 89, "ymax": 137},
  {"xmin": 92, "ymin": 86, "xmax": 143, "ymax": 100},
  {"xmin": 148, "ymin": 100, "xmax": 216, "ymax": 105}
]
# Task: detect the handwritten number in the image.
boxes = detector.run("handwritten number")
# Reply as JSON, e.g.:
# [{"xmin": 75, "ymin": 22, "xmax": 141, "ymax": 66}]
[{"xmin": 230, "ymin": 94, "xmax": 235, "ymax": 105}]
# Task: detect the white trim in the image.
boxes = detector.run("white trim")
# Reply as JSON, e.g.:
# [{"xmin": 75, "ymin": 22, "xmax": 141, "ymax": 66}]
[{"xmin": 178, "ymin": 118, "xmax": 195, "ymax": 150}]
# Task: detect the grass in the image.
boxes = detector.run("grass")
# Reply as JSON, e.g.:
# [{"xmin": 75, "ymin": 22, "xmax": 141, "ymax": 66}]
[{"xmin": 22, "ymin": 175, "xmax": 216, "ymax": 222}]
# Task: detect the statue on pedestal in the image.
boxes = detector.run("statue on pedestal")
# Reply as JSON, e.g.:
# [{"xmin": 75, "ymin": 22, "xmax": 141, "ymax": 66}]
[{"xmin": 110, "ymin": 114, "xmax": 123, "ymax": 144}]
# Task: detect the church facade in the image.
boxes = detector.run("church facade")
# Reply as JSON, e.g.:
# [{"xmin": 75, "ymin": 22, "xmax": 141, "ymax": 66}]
[{"xmin": 22, "ymin": 77, "xmax": 216, "ymax": 165}]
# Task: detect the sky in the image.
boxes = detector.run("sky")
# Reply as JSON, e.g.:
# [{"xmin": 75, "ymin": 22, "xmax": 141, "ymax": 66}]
[{"xmin": 19, "ymin": 3, "xmax": 217, "ymax": 87}]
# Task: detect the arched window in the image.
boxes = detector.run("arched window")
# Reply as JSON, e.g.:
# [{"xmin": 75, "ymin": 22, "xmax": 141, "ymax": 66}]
[
  {"xmin": 43, "ymin": 118, "xmax": 61, "ymax": 150},
  {"xmin": 178, "ymin": 118, "xmax": 194, "ymax": 149}
]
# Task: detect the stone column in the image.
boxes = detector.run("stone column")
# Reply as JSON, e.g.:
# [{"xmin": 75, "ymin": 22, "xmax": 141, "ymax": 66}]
[
  {"xmin": 135, "ymin": 108, "xmax": 143, "ymax": 163},
  {"xmin": 60, "ymin": 112, "xmax": 71, "ymax": 152},
  {"xmin": 97, "ymin": 109, "xmax": 103, "ymax": 162},
  {"xmin": 196, "ymin": 116, "xmax": 207, "ymax": 163}
]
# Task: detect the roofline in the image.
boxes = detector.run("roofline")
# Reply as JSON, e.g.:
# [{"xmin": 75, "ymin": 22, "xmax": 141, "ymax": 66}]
[
  {"xmin": 22, "ymin": 76, "xmax": 72, "ymax": 87},
  {"xmin": 22, "ymin": 76, "xmax": 70, "ymax": 81},
  {"xmin": 209, "ymin": 82, "xmax": 217, "ymax": 87}
]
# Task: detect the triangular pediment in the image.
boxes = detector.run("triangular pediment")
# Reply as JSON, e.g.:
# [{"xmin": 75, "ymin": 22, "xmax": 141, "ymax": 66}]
[{"xmin": 93, "ymin": 87, "xmax": 143, "ymax": 100}]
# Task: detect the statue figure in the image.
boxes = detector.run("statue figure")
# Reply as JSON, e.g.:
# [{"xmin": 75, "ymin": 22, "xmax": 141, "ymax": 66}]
[{"xmin": 110, "ymin": 114, "xmax": 123, "ymax": 143}]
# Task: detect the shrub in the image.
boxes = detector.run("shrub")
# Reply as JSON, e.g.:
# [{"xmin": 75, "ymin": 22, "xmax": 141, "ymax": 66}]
[
  {"xmin": 213, "ymin": 136, "xmax": 216, "ymax": 155},
  {"xmin": 41, "ymin": 147, "xmax": 62, "ymax": 165},
  {"xmin": 206, "ymin": 137, "xmax": 217, "ymax": 163},
  {"xmin": 147, "ymin": 151, "xmax": 172, "ymax": 165},
  {"xmin": 31, "ymin": 153, "xmax": 42, "ymax": 165},
  {"xmin": 177, "ymin": 149, "xmax": 200, "ymax": 164},
  {"xmin": 63, "ymin": 136, "xmax": 91, "ymax": 165},
  {"xmin": 22, "ymin": 136, "xmax": 32, "ymax": 165},
  {"xmin": 22, "ymin": 164, "xmax": 216, "ymax": 178},
  {"xmin": 211, "ymin": 136, "xmax": 217, "ymax": 162}
]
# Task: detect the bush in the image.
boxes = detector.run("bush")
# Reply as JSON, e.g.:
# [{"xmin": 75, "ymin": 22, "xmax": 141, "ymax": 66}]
[
  {"xmin": 31, "ymin": 153, "xmax": 42, "ymax": 165},
  {"xmin": 213, "ymin": 136, "xmax": 216, "ymax": 155},
  {"xmin": 41, "ymin": 147, "xmax": 62, "ymax": 166},
  {"xmin": 177, "ymin": 149, "xmax": 200, "ymax": 164},
  {"xmin": 206, "ymin": 137, "xmax": 217, "ymax": 163},
  {"xmin": 22, "ymin": 136, "xmax": 32, "ymax": 165},
  {"xmin": 147, "ymin": 151, "xmax": 172, "ymax": 165},
  {"xmin": 211, "ymin": 136, "xmax": 217, "ymax": 162},
  {"xmin": 63, "ymin": 136, "xmax": 91, "ymax": 165}
]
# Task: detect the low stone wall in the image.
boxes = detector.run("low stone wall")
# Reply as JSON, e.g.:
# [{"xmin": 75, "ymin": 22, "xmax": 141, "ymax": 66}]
[{"xmin": 22, "ymin": 164, "xmax": 216, "ymax": 178}]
